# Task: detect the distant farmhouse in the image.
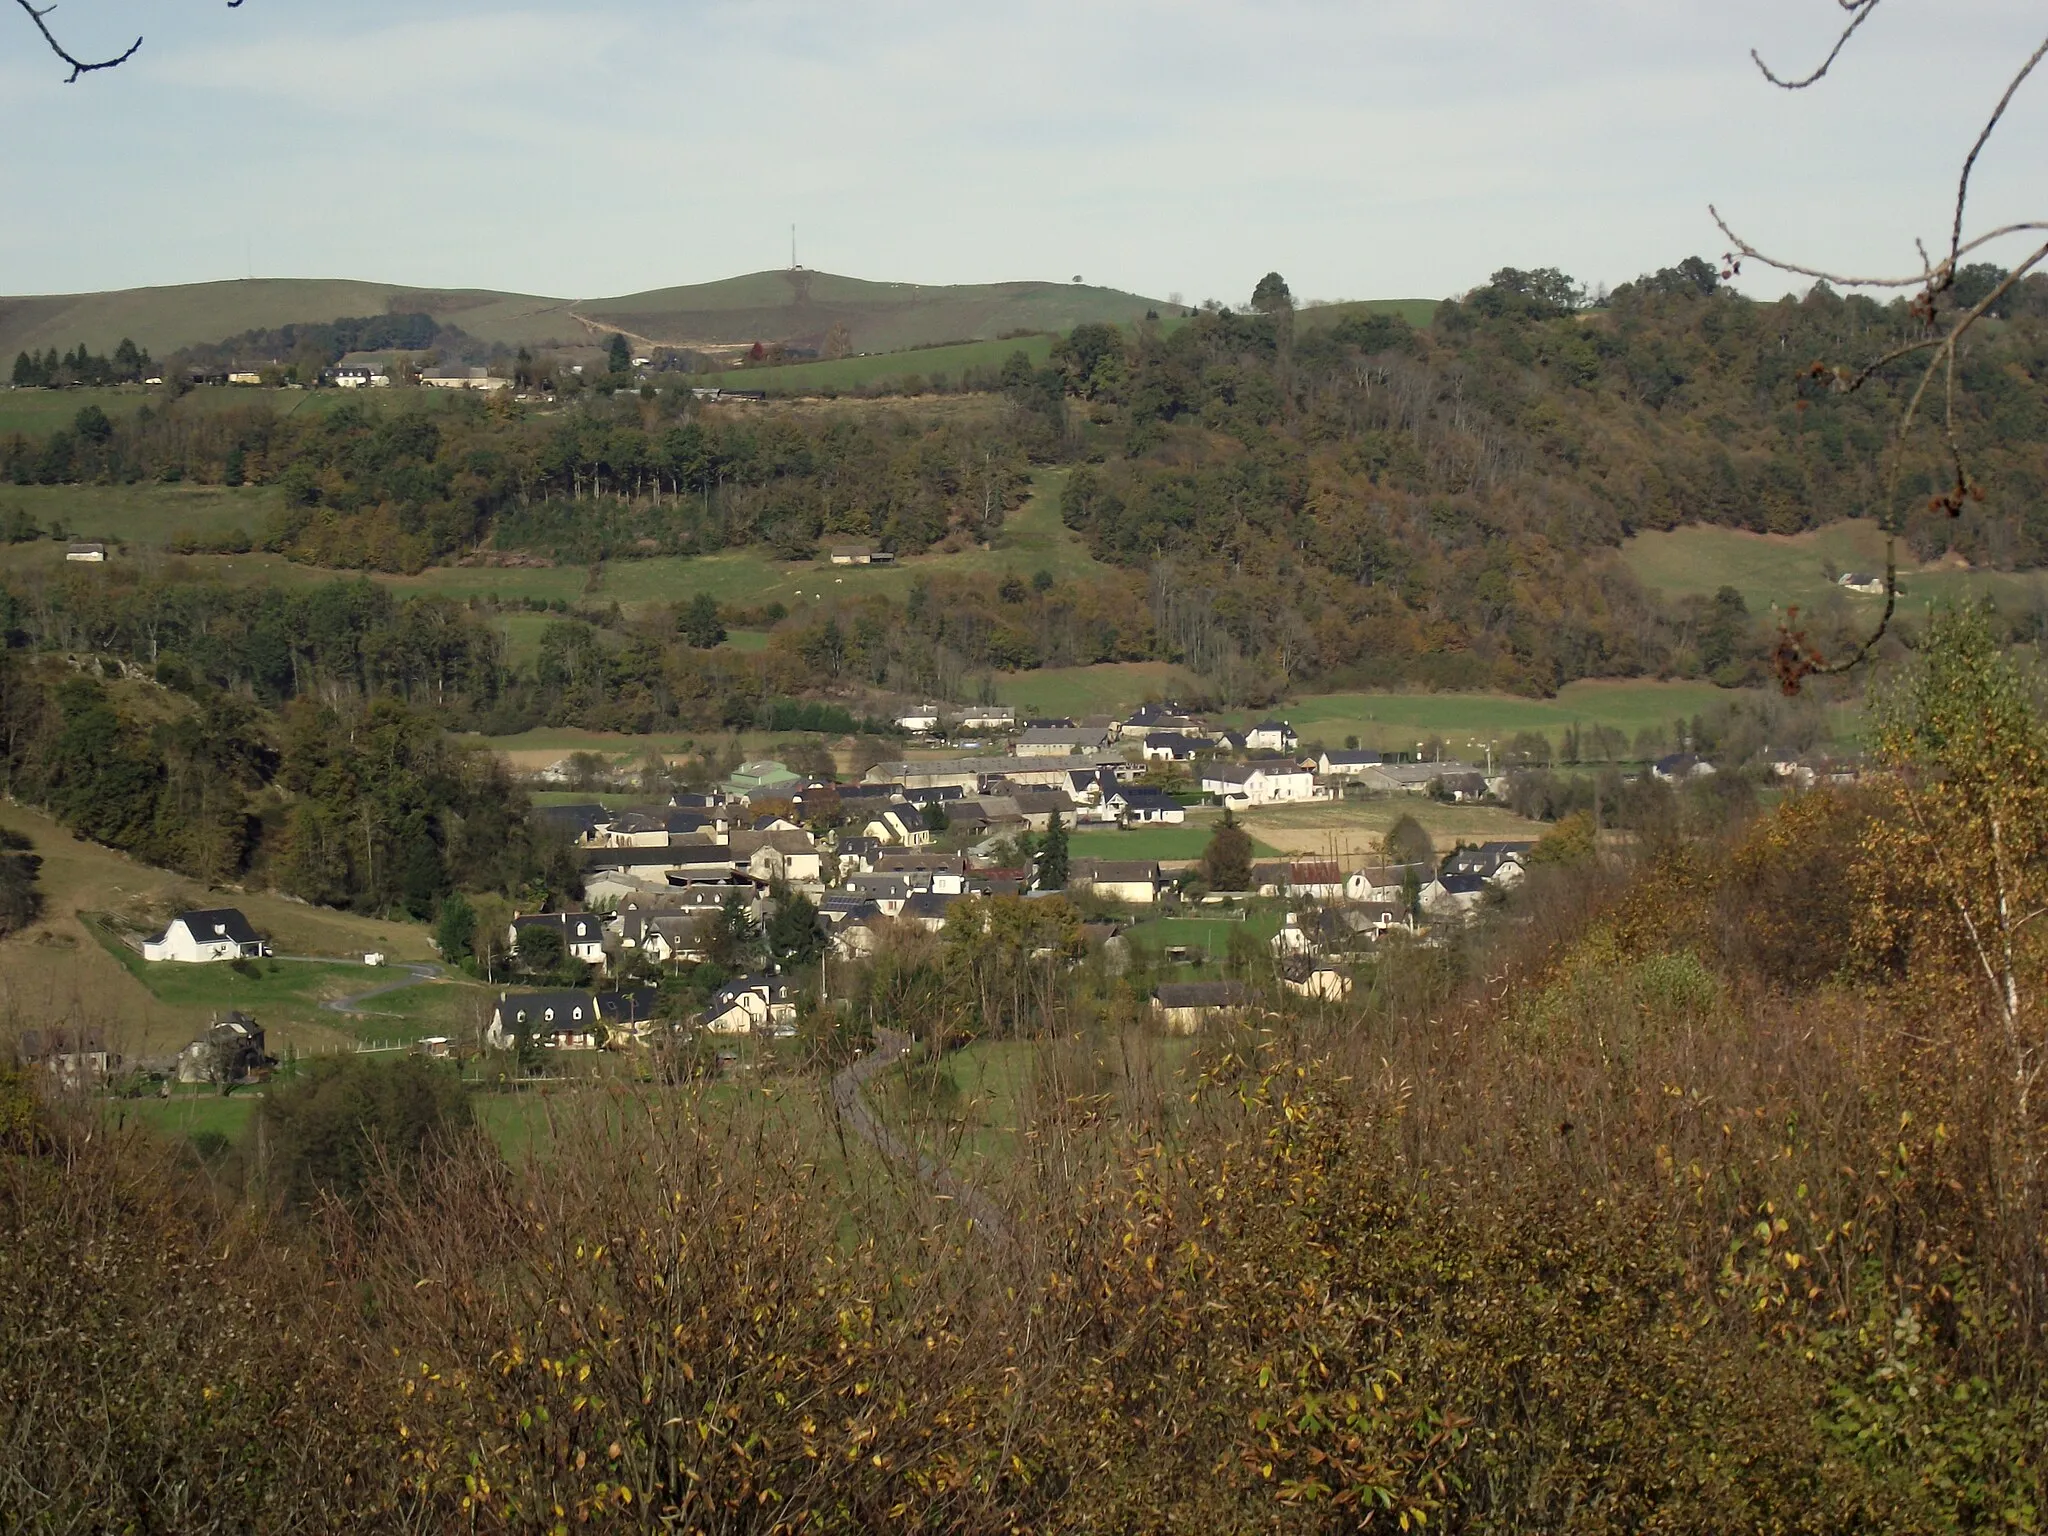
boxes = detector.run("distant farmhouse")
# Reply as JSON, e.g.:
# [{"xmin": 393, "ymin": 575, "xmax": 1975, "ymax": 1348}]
[
  {"xmin": 421, "ymin": 366, "xmax": 509, "ymax": 392},
  {"xmin": 142, "ymin": 908, "xmax": 268, "ymax": 964}
]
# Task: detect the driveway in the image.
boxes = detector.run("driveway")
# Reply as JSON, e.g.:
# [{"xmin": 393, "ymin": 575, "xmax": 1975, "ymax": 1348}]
[{"xmin": 831, "ymin": 1027, "xmax": 1010, "ymax": 1243}]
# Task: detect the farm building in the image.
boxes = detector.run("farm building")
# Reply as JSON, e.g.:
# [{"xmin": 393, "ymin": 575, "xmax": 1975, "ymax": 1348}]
[
  {"xmin": 142, "ymin": 908, "xmax": 268, "ymax": 964},
  {"xmin": 1071, "ymin": 859, "xmax": 1163, "ymax": 905},
  {"xmin": 421, "ymin": 366, "xmax": 509, "ymax": 391},
  {"xmin": 64, "ymin": 542, "xmax": 107, "ymax": 563},
  {"xmin": 1151, "ymin": 981, "xmax": 1252, "ymax": 1034}
]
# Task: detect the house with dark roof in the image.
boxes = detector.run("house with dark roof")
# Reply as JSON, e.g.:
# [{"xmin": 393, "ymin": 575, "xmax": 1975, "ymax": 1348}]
[
  {"xmin": 143, "ymin": 909, "xmax": 267, "ymax": 964},
  {"xmin": 1071, "ymin": 859, "xmax": 1163, "ymax": 905},
  {"xmin": 1443, "ymin": 841, "xmax": 1537, "ymax": 884},
  {"xmin": 175, "ymin": 1012, "xmax": 274, "ymax": 1083},
  {"xmin": 1106, "ymin": 786, "xmax": 1186, "ymax": 825},
  {"xmin": 509, "ymin": 912, "xmax": 606, "ymax": 966},
  {"xmin": 1652, "ymin": 753, "xmax": 1717, "ymax": 784},
  {"xmin": 1246, "ymin": 720, "xmax": 1298, "ymax": 752},
  {"xmin": 702, "ymin": 975, "xmax": 796, "ymax": 1035},
  {"xmin": 1151, "ymin": 981, "xmax": 1252, "ymax": 1033},
  {"xmin": 488, "ymin": 991, "xmax": 603, "ymax": 1051},
  {"xmin": 1316, "ymin": 749, "xmax": 1383, "ymax": 778},
  {"xmin": 533, "ymin": 802, "xmax": 611, "ymax": 841}
]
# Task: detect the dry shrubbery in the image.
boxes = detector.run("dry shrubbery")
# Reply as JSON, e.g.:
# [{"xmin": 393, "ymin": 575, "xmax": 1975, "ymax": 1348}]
[{"xmin": 6, "ymin": 614, "xmax": 2048, "ymax": 1530}]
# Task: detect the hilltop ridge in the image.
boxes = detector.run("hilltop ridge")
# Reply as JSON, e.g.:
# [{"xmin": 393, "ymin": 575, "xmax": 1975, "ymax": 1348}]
[{"xmin": 0, "ymin": 269, "xmax": 1170, "ymax": 364}]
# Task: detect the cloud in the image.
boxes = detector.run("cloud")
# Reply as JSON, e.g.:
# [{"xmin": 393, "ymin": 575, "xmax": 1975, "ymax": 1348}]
[{"xmin": 4, "ymin": 0, "xmax": 2046, "ymax": 306}]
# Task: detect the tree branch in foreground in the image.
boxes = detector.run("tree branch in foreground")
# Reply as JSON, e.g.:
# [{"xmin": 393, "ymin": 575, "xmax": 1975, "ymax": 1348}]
[
  {"xmin": 1718, "ymin": 10, "xmax": 2048, "ymax": 691},
  {"xmin": 15, "ymin": 0, "xmax": 245, "ymax": 82}
]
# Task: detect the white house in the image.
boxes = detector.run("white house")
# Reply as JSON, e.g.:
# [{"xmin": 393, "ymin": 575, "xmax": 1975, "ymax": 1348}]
[
  {"xmin": 1281, "ymin": 958, "xmax": 1352, "ymax": 1001},
  {"xmin": 1838, "ymin": 571, "xmax": 1888, "ymax": 596},
  {"xmin": 1200, "ymin": 761, "xmax": 1319, "ymax": 806},
  {"xmin": 64, "ymin": 542, "xmax": 107, "ymax": 563},
  {"xmin": 1072, "ymin": 860, "xmax": 1163, "ymax": 905},
  {"xmin": 142, "ymin": 909, "xmax": 268, "ymax": 964},
  {"xmin": 421, "ymin": 366, "xmax": 510, "ymax": 391},
  {"xmin": 957, "ymin": 704, "xmax": 1017, "ymax": 732},
  {"xmin": 488, "ymin": 990, "xmax": 601, "ymax": 1051},
  {"xmin": 1245, "ymin": 720, "xmax": 1298, "ymax": 752},
  {"xmin": 510, "ymin": 912, "xmax": 607, "ymax": 966},
  {"xmin": 1105, "ymin": 786, "xmax": 1185, "ymax": 825},
  {"xmin": 1653, "ymin": 753, "xmax": 1717, "ymax": 784},
  {"xmin": 1150, "ymin": 981, "xmax": 1250, "ymax": 1035},
  {"xmin": 830, "ymin": 545, "xmax": 875, "ymax": 565},
  {"xmin": 894, "ymin": 705, "xmax": 942, "ymax": 735},
  {"xmin": 702, "ymin": 975, "xmax": 797, "ymax": 1035},
  {"xmin": 729, "ymin": 829, "xmax": 825, "ymax": 887},
  {"xmin": 1317, "ymin": 749, "xmax": 1382, "ymax": 778}
]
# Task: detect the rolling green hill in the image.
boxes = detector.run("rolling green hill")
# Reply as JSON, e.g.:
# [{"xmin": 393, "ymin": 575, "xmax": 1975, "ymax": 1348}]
[
  {"xmin": 0, "ymin": 278, "xmax": 579, "ymax": 362},
  {"xmin": 576, "ymin": 270, "xmax": 1164, "ymax": 355},
  {"xmin": 0, "ymin": 269, "xmax": 1168, "ymax": 366}
]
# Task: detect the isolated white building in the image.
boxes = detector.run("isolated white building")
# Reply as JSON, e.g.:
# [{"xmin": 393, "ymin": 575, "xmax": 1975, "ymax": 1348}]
[{"xmin": 142, "ymin": 909, "xmax": 268, "ymax": 964}]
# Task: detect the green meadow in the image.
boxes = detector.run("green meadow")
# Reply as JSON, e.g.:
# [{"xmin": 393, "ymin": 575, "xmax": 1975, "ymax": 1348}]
[
  {"xmin": 1069, "ymin": 823, "xmax": 1279, "ymax": 863},
  {"xmin": 1622, "ymin": 519, "xmax": 2048, "ymax": 620},
  {"xmin": 721, "ymin": 334, "xmax": 1057, "ymax": 396}
]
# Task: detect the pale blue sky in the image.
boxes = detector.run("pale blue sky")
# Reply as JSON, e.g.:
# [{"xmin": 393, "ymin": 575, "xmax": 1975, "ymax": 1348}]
[{"xmin": 3, "ymin": 1, "xmax": 2043, "ymax": 304}]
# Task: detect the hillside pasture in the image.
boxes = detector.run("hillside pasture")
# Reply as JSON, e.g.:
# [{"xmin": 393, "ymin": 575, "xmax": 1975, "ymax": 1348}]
[
  {"xmin": 0, "ymin": 802, "xmax": 436, "ymax": 1057},
  {"xmin": 1269, "ymin": 679, "xmax": 1769, "ymax": 756},
  {"xmin": 1295, "ymin": 297, "xmax": 1443, "ymax": 330},
  {"xmin": 0, "ymin": 482, "xmax": 284, "ymax": 557},
  {"xmin": 716, "ymin": 335, "xmax": 1057, "ymax": 396},
  {"xmin": 1623, "ymin": 519, "xmax": 2048, "ymax": 622}
]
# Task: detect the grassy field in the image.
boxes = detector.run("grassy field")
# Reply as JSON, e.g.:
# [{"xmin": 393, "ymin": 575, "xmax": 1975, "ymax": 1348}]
[
  {"xmin": 1264, "ymin": 679, "xmax": 1774, "ymax": 755},
  {"xmin": 1240, "ymin": 799, "xmax": 1550, "ymax": 859},
  {"xmin": 1295, "ymin": 298, "xmax": 1443, "ymax": 331},
  {"xmin": 0, "ymin": 482, "xmax": 284, "ymax": 551},
  {"xmin": 1123, "ymin": 909, "xmax": 1287, "ymax": 957},
  {"xmin": 1622, "ymin": 519, "xmax": 2048, "ymax": 620},
  {"xmin": 718, "ymin": 335, "xmax": 1057, "ymax": 396},
  {"xmin": 993, "ymin": 661, "xmax": 1198, "ymax": 719},
  {"xmin": 0, "ymin": 801, "xmax": 437, "ymax": 1057},
  {"xmin": 1070, "ymin": 822, "xmax": 1279, "ymax": 863}
]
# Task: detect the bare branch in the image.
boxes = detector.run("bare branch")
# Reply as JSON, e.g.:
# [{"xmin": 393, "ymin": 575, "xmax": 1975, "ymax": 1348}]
[
  {"xmin": 1751, "ymin": 0, "xmax": 1882, "ymax": 90},
  {"xmin": 1949, "ymin": 33, "xmax": 2048, "ymax": 276},
  {"xmin": 15, "ymin": 0, "xmax": 244, "ymax": 82},
  {"xmin": 13, "ymin": 0, "xmax": 140, "ymax": 81}
]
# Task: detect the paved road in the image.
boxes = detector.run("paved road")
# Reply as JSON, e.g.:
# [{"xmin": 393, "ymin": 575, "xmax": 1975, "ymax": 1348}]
[
  {"xmin": 271, "ymin": 955, "xmax": 448, "ymax": 1016},
  {"xmin": 831, "ymin": 1028, "xmax": 1011, "ymax": 1243}
]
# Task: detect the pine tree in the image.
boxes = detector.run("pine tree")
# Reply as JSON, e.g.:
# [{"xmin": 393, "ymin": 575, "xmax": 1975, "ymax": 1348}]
[
  {"xmin": 1037, "ymin": 810, "xmax": 1069, "ymax": 891},
  {"xmin": 608, "ymin": 333, "xmax": 632, "ymax": 374},
  {"xmin": 1201, "ymin": 808, "xmax": 1253, "ymax": 891}
]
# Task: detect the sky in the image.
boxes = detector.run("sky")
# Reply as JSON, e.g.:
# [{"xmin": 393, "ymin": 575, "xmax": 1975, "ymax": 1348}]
[{"xmin": 3, "ymin": 0, "xmax": 2045, "ymax": 306}]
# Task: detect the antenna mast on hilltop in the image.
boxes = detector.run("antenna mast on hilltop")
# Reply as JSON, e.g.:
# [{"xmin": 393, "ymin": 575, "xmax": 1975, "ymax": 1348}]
[{"xmin": 790, "ymin": 223, "xmax": 799, "ymax": 272}]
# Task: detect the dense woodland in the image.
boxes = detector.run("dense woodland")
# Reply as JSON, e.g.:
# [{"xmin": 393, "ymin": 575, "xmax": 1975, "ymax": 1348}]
[
  {"xmin": 10, "ymin": 259, "xmax": 2048, "ymax": 700},
  {"xmin": 0, "ymin": 646, "xmax": 575, "ymax": 916}
]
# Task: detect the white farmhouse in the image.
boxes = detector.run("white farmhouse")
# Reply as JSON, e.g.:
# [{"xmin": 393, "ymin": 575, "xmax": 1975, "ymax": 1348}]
[
  {"xmin": 1199, "ymin": 761, "xmax": 1319, "ymax": 806},
  {"xmin": 142, "ymin": 909, "xmax": 269, "ymax": 964}
]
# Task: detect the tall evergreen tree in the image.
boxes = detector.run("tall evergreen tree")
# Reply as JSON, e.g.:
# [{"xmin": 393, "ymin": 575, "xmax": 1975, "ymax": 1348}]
[
  {"xmin": 1037, "ymin": 810, "xmax": 1069, "ymax": 891},
  {"xmin": 1200, "ymin": 808, "xmax": 1253, "ymax": 891}
]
